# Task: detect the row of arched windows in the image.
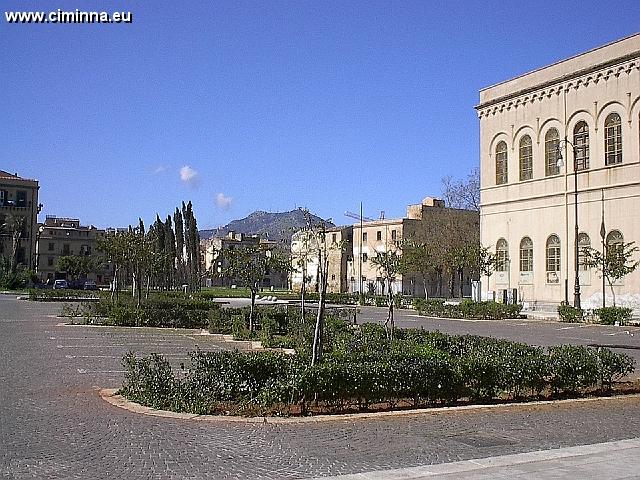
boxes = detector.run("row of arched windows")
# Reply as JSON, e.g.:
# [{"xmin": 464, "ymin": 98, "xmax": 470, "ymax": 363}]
[
  {"xmin": 494, "ymin": 230, "xmax": 624, "ymax": 276},
  {"xmin": 495, "ymin": 113, "xmax": 623, "ymax": 185}
]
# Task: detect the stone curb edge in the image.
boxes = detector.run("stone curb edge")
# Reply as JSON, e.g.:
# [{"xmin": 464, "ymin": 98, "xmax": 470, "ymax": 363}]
[
  {"xmin": 307, "ymin": 436, "xmax": 640, "ymax": 479},
  {"xmin": 99, "ymin": 388, "xmax": 640, "ymax": 425}
]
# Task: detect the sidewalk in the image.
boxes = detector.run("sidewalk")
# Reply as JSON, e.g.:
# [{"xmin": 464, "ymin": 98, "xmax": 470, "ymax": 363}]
[{"xmin": 312, "ymin": 437, "xmax": 640, "ymax": 479}]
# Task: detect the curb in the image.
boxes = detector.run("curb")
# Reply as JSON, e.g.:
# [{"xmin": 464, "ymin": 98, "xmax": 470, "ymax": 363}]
[{"xmin": 99, "ymin": 388, "xmax": 640, "ymax": 425}]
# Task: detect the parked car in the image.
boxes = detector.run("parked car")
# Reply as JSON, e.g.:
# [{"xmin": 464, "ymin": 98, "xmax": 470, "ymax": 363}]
[
  {"xmin": 53, "ymin": 279, "xmax": 68, "ymax": 290},
  {"xmin": 83, "ymin": 280, "xmax": 98, "ymax": 291}
]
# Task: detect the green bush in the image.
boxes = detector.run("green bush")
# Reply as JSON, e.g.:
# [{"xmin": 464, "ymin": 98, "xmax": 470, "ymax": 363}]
[
  {"xmin": 232, "ymin": 314, "xmax": 250, "ymax": 340},
  {"xmin": 594, "ymin": 307, "xmax": 633, "ymax": 326},
  {"xmin": 412, "ymin": 299, "xmax": 522, "ymax": 320},
  {"xmin": 558, "ymin": 303, "xmax": 583, "ymax": 323},
  {"xmin": 547, "ymin": 345, "xmax": 600, "ymax": 393},
  {"xmin": 120, "ymin": 316, "xmax": 637, "ymax": 416}
]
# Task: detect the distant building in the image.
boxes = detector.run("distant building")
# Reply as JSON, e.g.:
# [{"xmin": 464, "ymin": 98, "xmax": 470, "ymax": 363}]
[
  {"xmin": 290, "ymin": 226, "xmax": 353, "ymax": 294},
  {"xmin": 349, "ymin": 197, "xmax": 479, "ymax": 297},
  {"xmin": 0, "ymin": 170, "xmax": 40, "ymax": 271},
  {"xmin": 477, "ymin": 33, "xmax": 640, "ymax": 308},
  {"xmin": 201, "ymin": 231, "xmax": 287, "ymax": 289},
  {"xmin": 36, "ymin": 216, "xmax": 111, "ymax": 285}
]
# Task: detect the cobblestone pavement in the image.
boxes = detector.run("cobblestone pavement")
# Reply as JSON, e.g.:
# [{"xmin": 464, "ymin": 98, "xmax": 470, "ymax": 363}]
[{"xmin": 3, "ymin": 295, "xmax": 640, "ymax": 480}]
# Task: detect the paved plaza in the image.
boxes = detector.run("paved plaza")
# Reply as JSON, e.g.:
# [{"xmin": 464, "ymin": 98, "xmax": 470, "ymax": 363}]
[{"xmin": 2, "ymin": 294, "xmax": 640, "ymax": 479}]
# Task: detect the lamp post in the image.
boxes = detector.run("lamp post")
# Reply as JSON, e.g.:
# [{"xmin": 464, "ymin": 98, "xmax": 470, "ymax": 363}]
[{"xmin": 557, "ymin": 139, "xmax": 581, "ymax": 310}]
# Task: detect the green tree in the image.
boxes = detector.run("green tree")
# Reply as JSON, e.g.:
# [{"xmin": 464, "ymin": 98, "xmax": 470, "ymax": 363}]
[
  {"xmin": 2, "ymin": 214, "xmax": 25, "ymax": 274},
  {"xmin": 371, "ymin": 248, "xmax": 401, "ymax": 341},
  {"xmin": 584, "ymin": 241, "xmax": 639, "ymax": 306},
  {"xmin": 400, "ymin": 240, "xmax": 435, "ymax": 299},
  {"xmin": 55, "ymin": 255, "xmax": 97, "ymax": 282},
  {"xmin": 222, "ymin": 245, "xmax": 289, "ymax": 331}
]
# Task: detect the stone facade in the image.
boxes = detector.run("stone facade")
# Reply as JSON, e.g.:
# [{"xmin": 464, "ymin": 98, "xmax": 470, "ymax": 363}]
[
  {"xmin": 477, "ymin": 33, "xmax": 640, "ymax": 309},
  {"xmin": 348, "ymin": 197, "xmax": 479, "ymax": 297},
  {"xmin": 36, "ymin": 216, "xmax": 112, "ymax": 285},
  {"xmin": 0, "ymin": 170, "xmax": 40, "ymax": 271},
  {"xmin": 290, "ymin": 226, "xmax": 353, "ymax": 294},
  {"xmin": 201, "ymin": 232, "xmax": 288, "ymax": 289}
]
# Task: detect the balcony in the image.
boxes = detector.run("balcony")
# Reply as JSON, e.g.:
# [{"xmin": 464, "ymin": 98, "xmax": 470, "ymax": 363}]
[{"xmin": 0, "ymin": 200, "xmax": 31, "ymax": 212}]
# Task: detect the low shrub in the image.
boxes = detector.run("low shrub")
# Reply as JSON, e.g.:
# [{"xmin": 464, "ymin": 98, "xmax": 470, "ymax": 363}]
[
  {"xmin": 412, "ymin": 299, "xmax": 523, "ymax": 320},
  {"xmin": 594, "ymin": 306, "xmax": 633, "ymax": 326},
  {"xmin": 120, "ymin": 320, "xmax": 636, "ymax": 416},
  {"xmin": 558, "ymin": 303, "xmax": 583, "ymax": 323}
]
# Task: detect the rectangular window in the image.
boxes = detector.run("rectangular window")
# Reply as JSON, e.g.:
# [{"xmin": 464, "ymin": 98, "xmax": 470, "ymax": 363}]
[
  {"xmin": 63, "ymin": 244, "xmax": 70, "ymax": 255},
  {"xmin": 362, "ymin": 253, "xmax": 368, "ymax": 262},
  {"xmin": 332, "ymin": 233, "xmax": 337, "ymax": 244},
  {"xmin": 48, "ymin": 257, "xmax": 54, "ymax": 266},
  {"xmin": 48, "ymin": 242, "xmax": 55, "ymax": 251},
  {"xmin": 391, "ymin": 230, "xmax": 397, "ymax": 240},
  {"xmin": 376, "ymin": 231, "xmax": 382, "ymax": 241},
  {"xmin": 362, "ymin": 232, "xmax": 367, "ymax": 242},
  {"xmin": 0, "ymin": 190, "xmax": 7, "ymax": 205},
  {"xmin": 16, "ymin": 191, "xmax": 27, "ymax": 207}
]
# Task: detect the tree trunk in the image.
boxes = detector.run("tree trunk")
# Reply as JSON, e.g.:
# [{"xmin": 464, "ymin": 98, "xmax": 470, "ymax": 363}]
[
  {"xmin": 249, "ymin": 285, "xmax": 257, "ymax": 332},
  {"xmin": 312, "ymin": 255, "xmax": 328, "ymax": 366},
  {"xmin": 422, "ymin": 275, "xmax": 429, "ymax": 300},
  {"xmin": 385, "ymin": 279, "xmax": 394, "ymax": 341},
  {"xmin": 300, "ymin": 264, "xmax": 306, "ymax": 324}
]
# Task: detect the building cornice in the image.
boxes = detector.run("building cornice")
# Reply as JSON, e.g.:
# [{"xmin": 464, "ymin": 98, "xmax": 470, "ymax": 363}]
[{"xmin": 476, "ymin": 54, "xmax": 639, "ymax": 117}]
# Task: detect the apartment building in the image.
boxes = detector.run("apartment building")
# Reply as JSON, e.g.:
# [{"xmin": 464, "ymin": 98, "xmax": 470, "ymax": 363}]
[
  {"xmin": 36, "ymin": 216, "xmax": 111, "ymax": 284},
  {"xmin": 477, "ymin": 33, "xmax": 640, "ymax": 308},
  {"xmin": 0, "ymin": 170, "xmax": 40, "ymax": 271},
  {"xmin": 349, "ymin": 197, "xmax": 479, "ymax": 297},
  {"xmin": 290, "ymin": 226, "xmax": 353, "ymax": 294},
  {"xmin": 201, "ymin": 231, "xmax": 287, "ymax": 289}
]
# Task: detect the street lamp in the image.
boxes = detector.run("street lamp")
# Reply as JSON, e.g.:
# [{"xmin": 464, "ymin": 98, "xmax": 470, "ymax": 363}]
[{"xmin": 557, "ymin": 139, "xmax": 581, "ymax": 310}]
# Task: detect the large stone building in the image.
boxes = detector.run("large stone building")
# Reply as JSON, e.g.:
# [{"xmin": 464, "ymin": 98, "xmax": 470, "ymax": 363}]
[
  {"xmin": 290, "ymin": 226, "xmax": 353, "ymax": 294},
  {"xmin": 349, "ymin": 197, "xmax": 479, "ymax": 297},
  {"xmin": 36, "ymin": 216, "xmax": 111, "ymax": 285},
  {"xmin": 201, "ymin": 231, "xmax": 288, "ymax": 289},
  {"xmin": 477, "ymin": 34, "xmax": 640, "ymax": 308},
  {"xmin": 0, "ymin": 170, "xmax": 40, "ymax": 271}
]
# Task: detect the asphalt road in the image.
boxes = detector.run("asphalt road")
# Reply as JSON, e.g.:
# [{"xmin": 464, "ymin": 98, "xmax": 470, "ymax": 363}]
[
  {"xmin": 2, "ymin": 295, "xmax": 640, "ymax": 479},
  {"xmin": 357, "ymin": 305, "xmax": 640, "ymax": 373}
]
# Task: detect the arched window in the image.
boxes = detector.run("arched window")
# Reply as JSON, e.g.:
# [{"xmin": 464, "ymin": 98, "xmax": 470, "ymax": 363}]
[
  {"xmin": 605, "ymin": 113, "xmax": 622, "ymax": 165},
  {"xmin": 578, "ymin": 233, "xmax": 591, "ymax": 270},
  {"xmin": 573, "ymin": 121, "xmax": 589, "ymax": 170},
  {"xmin": 545, "ymin": 128, "xmax": 560, "ymax": 176},
  {"xmin": 495, "ymin": 141, "xmax": 508, "ymax": 185},
  {"xmin": 606, "ymin": 230, "xmax": 624, "ymax": 255},
  {"xmin": 519, "ymin": 135, "xmax": 533, "ymax": 181},
  {"xmin": 519, "ymin": 237, "xmax": 533, "ymax": 272},
  {"xmin": 546, "ymin": 235, "xmax": 561, "ymax": 272},
  {"xmin": 496, "ymin": 238, "xmax": 509, "ymax": 271}
]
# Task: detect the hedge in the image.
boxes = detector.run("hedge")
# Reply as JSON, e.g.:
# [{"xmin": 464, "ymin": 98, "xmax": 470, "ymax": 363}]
[
  {"xmin": 412, "ymin": 299, "xmax": 523, "ymax": 320},
  {"xmin": 120, "ymin": 322, "xmax": 635, "ymax": 416}
]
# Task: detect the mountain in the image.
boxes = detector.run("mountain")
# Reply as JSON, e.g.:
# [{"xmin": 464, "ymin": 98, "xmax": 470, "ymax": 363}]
[{"xmin": 200, "ymin": 209, "xmax": 334, "ymax": 245}]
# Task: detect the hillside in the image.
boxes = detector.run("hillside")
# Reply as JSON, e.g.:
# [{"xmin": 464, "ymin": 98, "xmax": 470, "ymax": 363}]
[{"xmin": 200, "ymin": 209, "xmax": 334, "ymax": 244}]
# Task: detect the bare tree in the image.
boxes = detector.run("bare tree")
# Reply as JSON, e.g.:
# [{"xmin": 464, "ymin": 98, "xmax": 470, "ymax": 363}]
[{"xmin": 441, "ymin": 168, "xmax": 480, "ymax": 211}]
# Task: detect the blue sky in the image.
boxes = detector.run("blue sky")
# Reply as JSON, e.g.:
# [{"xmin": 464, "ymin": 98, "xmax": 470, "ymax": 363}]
[{"xmin": 2, "ymin": 1, "xmax": 639, "ymax": 229}]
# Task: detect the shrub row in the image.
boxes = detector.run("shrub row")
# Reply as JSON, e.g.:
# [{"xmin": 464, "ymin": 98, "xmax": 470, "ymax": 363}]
[
  {"xmin": 412, "ymin": 299, "xmax": 523, "ymax": 320},
  {"xmin": 28, "ymin": 288, "xmax": 100, "ymax": 301},
  {"xmin": 557, "ymin": 304, "xmax": 634, "ymax": 326},
  {"xmin": 120, "ymin": 325, "xmax": 635, "ymax": 416},
  {"xmin": 72, "ymin": 297, "xmax": 221, "ymax": 329}
]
